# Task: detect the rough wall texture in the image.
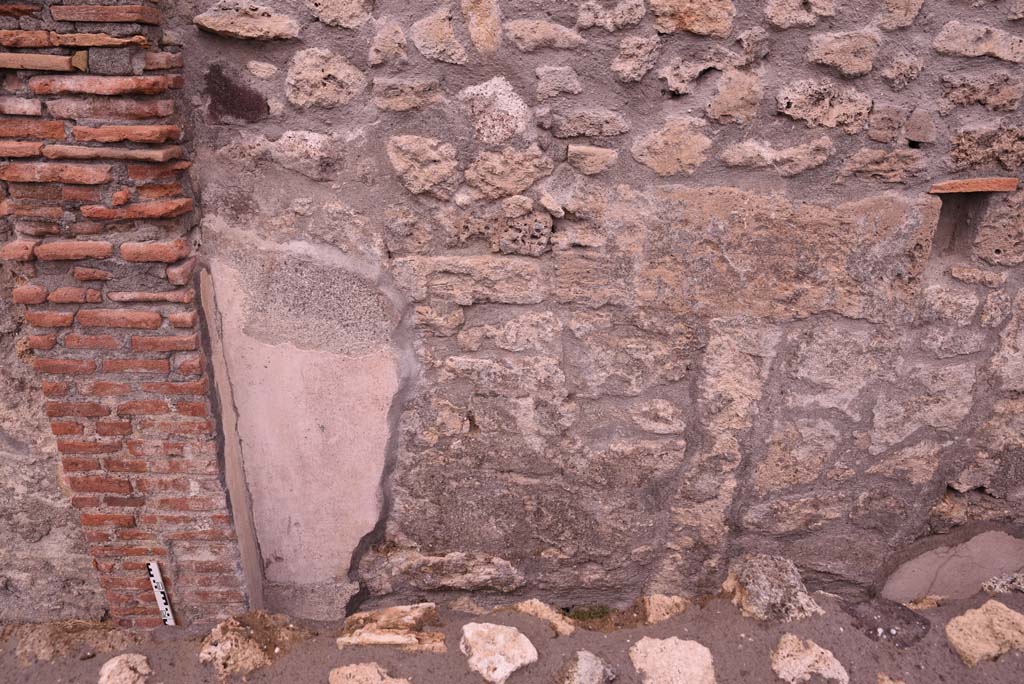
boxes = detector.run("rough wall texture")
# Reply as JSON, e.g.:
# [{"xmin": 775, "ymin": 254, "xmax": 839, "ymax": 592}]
[
  {"xmin": 0, "ymin": 1, "xmax": 245, "ymax": 626},
  {"xmin": 3, "ymin": 0, "xmax": 1024, "ymax": 624}
]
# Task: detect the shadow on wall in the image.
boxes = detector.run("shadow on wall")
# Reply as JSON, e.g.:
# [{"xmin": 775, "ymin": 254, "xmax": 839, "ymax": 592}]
[{"xmin": 199, "ymin": 232, "xmax": 414, "ymax": 620}]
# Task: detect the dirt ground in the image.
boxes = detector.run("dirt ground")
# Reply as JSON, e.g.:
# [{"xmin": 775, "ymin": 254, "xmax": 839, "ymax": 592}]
[{"xmin": 2, "ymin": 592, "xmax": 1023, "ymax": 683}]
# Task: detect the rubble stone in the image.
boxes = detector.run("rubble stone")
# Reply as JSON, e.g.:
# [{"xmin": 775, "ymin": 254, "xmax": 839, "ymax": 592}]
[
  {"xmin": 458, "ymin": 77, "xmax": 530, "ymax": 145},
  {"xmin": 631, "ymin": 116, "xmax": 711, "ymax": 175},
  {"xmin": 765, "ymin": 0, "xmax": 836, "ymax": 29},
  {"xmin": 723, "ymin": 554, "xmax": 824, "ymax": 621},
  {"xmin": 460, "ymin": 623, "xmax": 538, "ymax": 684},
  {"xmin": 337, "ymin": 603, "xmax": 446, "ymax": 653},
  {"xmin": 771, "ymin": 634, "xmax": 849, "ymax": 684},
  {"xmin": 611, "ymin": 35, "xmax": 660, "ymax": 82},
  {"xmin": 721, "ymin": 137, "xmax": 833, "ymax": 176},
  {"xmin": 650, "ymin": 0, "xmax": 736, "ymax": 37},
  {"xmin": 505, "ymin": 20, "xmax": 585, "ymax": 51},
  {"xmin": 306, "ymin": 0, "xmax": 372, "ymax": 28},
  {"xmin": 807, "ymin": 30, "xmax": 882, "ymax": 77},
  {"xmin": 707, "ymin": 69, "xmax": 762, "ymax": 124},
  {"xmin": 98, "ymin": 654, "xmax": 151, "ymax": 684},
  {"xmin": 194, "ymin": 1, "xmax": 300, "ymax": 40},
  {"xmin": 629, "ymin": 636, "xmax": 716, "ymax": 684},
  {"xmin": 776, "ymin": 80, "xmax": 873, "ymax": 133},
  {"xmin": 946, "ymin": 600, "xmax": 1024, "ymax": 666},
  {"xmin": 536, "ymin": 66, "xmax": 583, "ymax": 100},
  {"xmin": 559, "ymin": 650, "xmax": 616, "ymax": 684},
  {"xmin": 933, "ymin": 21, "xmax": 1024, "ymax": 64},
  {"xmin": 411, "ymin": 7, "xmax": 469, "ymax": 64},
  {"xmin": 286, "ymin": 48, "xmax": 367, "ymax": 108},
  {"xmin": 329, "ymin": 663, "xmax": 411, "ymax": 684}
]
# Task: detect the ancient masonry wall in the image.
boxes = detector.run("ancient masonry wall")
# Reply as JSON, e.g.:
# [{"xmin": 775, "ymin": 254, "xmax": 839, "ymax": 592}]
[
  {"xmin": 3, "ymin": 0, "xmax": 1024, "ymax": 626},
  {"xmin": 0, "ymin": 2, "xmax": 245, "ymax": 627}
]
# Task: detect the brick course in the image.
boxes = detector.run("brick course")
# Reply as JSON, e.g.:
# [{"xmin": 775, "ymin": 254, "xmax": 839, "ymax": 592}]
[{"xmin": 0, "ymin": 2, "xmax": 245, "ymax": 628}]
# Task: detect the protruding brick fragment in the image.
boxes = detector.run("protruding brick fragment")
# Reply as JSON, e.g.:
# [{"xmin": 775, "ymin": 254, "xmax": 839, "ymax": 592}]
[
  {"xmin": 42, "ymin": 145, "xmax": 184, "ymax": 162},
  {"xmin": 82, "ymin": 198, "xmax": 193, "ymax": 221},
  {"xmin": 120, "ymin": 238, "xmax": 190, "ymax": 263},
  {"xmin": 929, "ymin": 177, "xmax": 1020, "ymax": 194},
  {"xmin": 34, "ymin": 240, "xmax": 113, "ymax": 260},
  {"xmin": 77, "ymin": 309, "xmax": 162, "ymax": 329},
  {"xmin": 50, "ymin": 5, "xmax": 162, "ymax": 25},
  {"xmin": 72, "ymin": 125, "xmax": 181, "ymax": 143},
  {"xmin": 73, "ymin": 266, "xmax": 113, "ymax": 281}
]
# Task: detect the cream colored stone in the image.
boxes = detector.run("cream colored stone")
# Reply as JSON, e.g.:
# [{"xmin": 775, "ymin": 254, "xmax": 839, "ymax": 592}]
[
  {"xmin": 771, "ymin": 634, "xmax": 849, "ymax": 684},
  {"xmin": 765, "ymin": 0, "xmax": 836, "ymax": 29},
  {"xmin": 552, "ymin": 109, "xmax": 630, "ymax": 137},
  {"xmin": 194, "ymin": 1, "xmax": 300, "ymax": 40},
  {"xmin": 458, "ymin": 77, "xmax": 530, "ymax": 145},
  {"xmin": 876, "ymin": 0, "xmax": 923, "ymax": 30},
  {"xmin": 611, "ymin": 35, "xmax": 660, "ymax": 82},
  {"xmin": 807, "ymin": 30, "xmax": 882, "ymax": 77},
  {"xmin": 707, "ymin": 69, "xmax": 762, "ymax": 124},
  {"xmin": 567, "ymin": 144, "xmax": 618, "ymax": 175},
  {"xmin": 560, "ymin": 650, "xmax": 616, "ymax": 684},
  {"xmin": 651, "ymin": 0, "xmax": 735, "ymax": 37},
  {"xmin": 641, "ymin": 594, "xmax": 690, "ymax": 624},
  {"xmin": 838, "ymin": 148, "xmax": 926, "ymax": 183},
  {"xmin": 720, "ymin": 137, "xmax": 833, "ymax": 177},
  {"xmin": 946, "ymin": 600, "xmax": 1024, "ymax": 666},
  {"xmin": 412, "ymin": 7, "xmax": 469, "ymax": 64},
  {"xmin": 386, "ymin": 135, "xmax": 459, "ymax": 199},
  {"xmin": 465, "ymin": 145, "xmax": 554, "ymax": 199},
  {"xmin": 462, "ymin": 0, "xmax": 502, "ymax": 54},
  {"xmin": 372, "ymin": 77, "xmax": 443, "ymax": 112},
  {"xmin": 286, "ymin": 48, "xmax": 367, "ymax": 108},
  {"xmin": 368, "ymin": 18, "xmax": 407, "ymax": 65},
  {"xmin": 577, "ymin": 0, "xmax": 645, "ymax": 31},
  {"xmin": 723, "ymin": 554, "xmax": 824, "ymax": 622},
  {"xmin": 536, "ymin": 65, "xmax": 582, "ymax": 100},
  {"xmin": 629, "ymin": 636, "xmax": 716, "ymax": 684},
  {"xmin": 505, "ymin": 19, "xmax": 585, "ymax": 51},
  {"xmin": 460, "ymin": 623, "xmax": 538, "ymax": 684},
  {"xmin": 329, "ymin": 663, "xmax": 411, "ymax": 684},
  {"xmin": 631, "ymin": 116, "xmax": 711, "ymax": 176},
  {"xmin": 98, "ymin": 654, "xmax": 151, "ymax": 684},
  {"xmin": 776, "ymin": 80, "xmax": 873, "ymax": 133},
  {"xmin": 306, "ymin": 0, "xmax": 372, "ymax": 28},
  {"xmin": 513, "ymin": 599, "xmax": 576, "ymax": 636},
  {"xmin": 934, "ymin": 21, "xmax": 1024, "ymax": 63},
  {"xmin": 246, "ymin": 60, "xmax": 278, "ymax": 79},
  {"xmin": 337, "ymin": 603, "xmax": 446, "ymax": 653}
]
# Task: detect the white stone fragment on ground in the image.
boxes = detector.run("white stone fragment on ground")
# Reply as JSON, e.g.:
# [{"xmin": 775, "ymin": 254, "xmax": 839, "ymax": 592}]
[
  {"xmin": 629, "ymin": 636, "xmax": 716, "ymax": 684},
  {"xmin": 945, "ymin": 599, "xmax": 1024, "ymax": 666},
  {"xmin": 337, "ymin": 602, "xmax": 447, "ymax": 653},
  {"xmin": 771, "ymin": 634, "xmax": 849, "ymax": 684},
  {"xmin": 723, "ymin": 554, "xmax": 825, "ymax": 622},
  {"xmin": 329, "ymin": 663, "xmax": 412, "ymax": 684},
  {"xmin": 641, "ymin": 594, "xmax": 691, "ymax": 624},
  {"xmin": 560, "ymin": 650, "xmax": 616, "ymax": 684},
  {"xmin": 460, "ymin": 622, "xmax": 539, "ymax": 684},
  {"xmin": 512, "ymin": 598, "xmax": 576, "ymax": 636},
  {"xmin": 98, "ymin": 654, "xmax": 151, "ymax": 684}
]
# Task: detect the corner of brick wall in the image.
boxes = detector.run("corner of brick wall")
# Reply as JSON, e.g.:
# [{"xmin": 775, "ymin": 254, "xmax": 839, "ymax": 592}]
[{"xmin": 0, "ymin": 2, "xmax": 246, "ymax": 628}]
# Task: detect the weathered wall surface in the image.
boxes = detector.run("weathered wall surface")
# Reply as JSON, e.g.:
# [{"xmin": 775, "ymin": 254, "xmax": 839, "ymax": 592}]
[
  {"xmin": 165, "ymin": 0, "xmax": 1024, "ymax": 612},
  {"xmin": 3, "ymin": 0, "xmax": 1024, "ymax": 623}
]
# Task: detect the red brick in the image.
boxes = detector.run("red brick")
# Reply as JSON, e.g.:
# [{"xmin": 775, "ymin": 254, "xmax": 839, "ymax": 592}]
[
  {"xmin": 64, "ymin": 187, "xmax": 104, "ymax": 202},
  {"xmin": 144, "ymin": 52, "xmax": 184, "ymax": 71},
  {"xmin": 44, "ymin": 144, "xmax": 184, "ymax": 163},
  {"xmin": 156, "ymin": 497, "xmax": 223, "ymax": 512},
  {"xmin": 46, "ymin": 401, "xmax": 108, "ymax": 418},
  {"xmin": 167, "ymin": 529, "xmax": 235, "ymax": 542},
  {"xmin": 14, "ymin": 220, "xmax": 60, "ymax": 236},
  {"xmin": 0, "ymin": 119, "xmax": 65, "ymax": 139},
  {"xmin": 164, "ymin": 257, "xmax": 196, "ymax": 286},
  {"xmin": 50, "ymin": 5, "xmax": 162, "ymax": 24},
  {"xmin": 46, "ymin": 98, "xmax": 174, "ymax": 121},
  {"xmin": 51, "ymin": 420, "xmax": 84, "ymax": 436},
  {"xmin": 108, "ymin": 290, "xmax": 194, "ymax": 304},
  {"xmin": 141, "ymin": 378, "xmax": 207, "ymax": 395},
  {"xmin": 62, "ymin": 456, "xmax": 100, "ymax": 472},
  {"xmin": 7, "ymin": 202, "xmax": 64, "ymax": 220},
  {"xmin": 117, "ymin": 400, "xmax": 169, "ymax": 416},
  {"xmin": 1, "ymin": 239, "xmax": 37, "ymax": 260},
  {"xmin": 12, "ymin": 284, "xmax": 47, "ymax": 303},
  {"xmin": 73, "ymin": 266, "xmax": 113, "ymax": 281},
  {"xmin": 47, "ymin": 287, "xmax": 86, "ymax": 303},
  {"xmin": 50, "ymin": 32, "xmax": 150, "ymax": 48},
  {"xmin": 102, "ymin": 358, "xmax": 170, "ymax": 373},
  {"xmin": 116, "ymin": 529, "xmax": 157, "ymax": 541},
  {"xmin": 81, "ymin": 513, "xmax": 135, "ymax": 527},
  {"xmin": 82, "ymin": 198, "xmax": 193, "ymax": 221},
  {"xmin": 42, "ymin": 380, "xmax": 69, "ymax": 397},
  {"xmin": 34, "ymin": 240, "xmax": 113, "ymax": 260},
  {"xmin": 135, "ymin": 477, "xmax": 188, "ymax": 493},
  {"xmin": 27, "ymin": 334, "xmax": 57, "ymax": 350},
  {"xmin": 103, "ymin": 495, "xmax": 145, "ymax": 508},
  {"xmin": 168, "ymin": 311, "xmax": 197, "ymax": 328},
  {"xmin": 60, "ymin": 440, "xmax": 123, "ymax": 455},
  {"xmin": 126, "ymin": 160, "xmax": 190, "ymax": 182},
  {"xmin": 9, "ymin": 185, "xmax": 59, "ymax": 200},
  {"xmin": 90, "ymin": 545, "xmax": 167, "ymax": 559},
  {"xmin": 139, "ymin": 418, "xmax": 213, "ymax": 435},
  {"xmin": 0, "ymin": 6, "xmax": 41, "ymax": 18},
  {"xmin": 65, "ymin": 333, "xmax": 121, "ymax": 350},
  {"xmin": 30, "ymin": 75, "xmax": 183, "ymax": 96},
  {"xmin": 96, "ymin": 420, "xmax": 132, "ymax": 436},
  {"xmin": 0, "ymin": 30, "xmax": 48, "ymax": 47},
  {"xmin": 84, "ymin": 381, "xmax": 131, "ymax": 396},
  {"xmin": 0, "ymin": 162, "xmax": 111, "ymax": 185},
  {"xmin": 137, "ymin": 183, "xmax": 184, "ymax": 201},
  {"xmin": 131, "ymin": 334, "xmax": 197, "ymax": 352},
  {"xmin": 175, "ymin": 354, "xmax": 203, "ymax": 377},
  {"xmin": 67, "ymin": 474, "xmax": 131, "ymax": 494},
  {"xmin": 930, "ymin": 177, "xmax": 1020, "ymax": 194},
  {"xmin": 72, "ymin": 124, "xmax": 181, "ymax": 144},
  {"xmin": 26, "ymin": 311, "xmax": 75, "ymax": 328},
  {"xmin": 0, "ymin": 95, "xmax": 42, "ymax": 116},
  {"xmin": 0, "ymin": 141, "xmax": 43, "ymax": 157},
  {"xmin": 34, "ymin": 357, "xmax": 95, "ymax": 374},
  {"xmin": 78, "ymin": 309, "xmax": 161, "ymax": 329},
  {"xmin": 120, "ymin": 238, "xmax": 190, "ymax": 263},
  {"xmin": 104, "ymin": 458, "xmax": 148, "ymax": 472},
  {"xmin": 71, "ymin": 495, "xmax": 102, "ymax": 508}
]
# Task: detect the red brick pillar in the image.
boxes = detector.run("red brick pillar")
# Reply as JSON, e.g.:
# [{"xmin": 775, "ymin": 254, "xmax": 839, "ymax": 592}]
[{"xmin": 0, "ymin": 3, "xmax": 246, "ymax": 628}]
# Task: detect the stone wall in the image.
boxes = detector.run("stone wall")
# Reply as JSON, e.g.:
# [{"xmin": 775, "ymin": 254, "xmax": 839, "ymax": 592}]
[{"xmin": 3, "ymin": 0, "xmax": 1024, "ymax": 624}]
